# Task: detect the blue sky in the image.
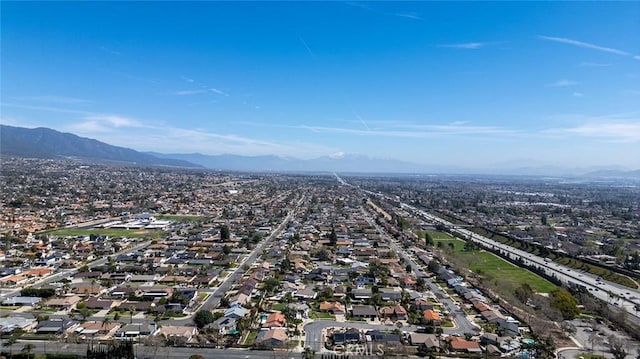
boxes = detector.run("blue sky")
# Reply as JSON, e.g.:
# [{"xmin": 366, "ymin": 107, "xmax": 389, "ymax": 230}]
[{"xmin": 2, "ymin": 1, "xmax": 640, "ymax": 169}]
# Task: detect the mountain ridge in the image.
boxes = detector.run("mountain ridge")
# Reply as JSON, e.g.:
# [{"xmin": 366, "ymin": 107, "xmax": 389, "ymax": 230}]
[
  {"xmin": 2, "ymin": 125, "xmax": 638, "ymax": 177},
  {"xmin": 0, "ymin": 125, "xmax": 200, "ymax": 168}
]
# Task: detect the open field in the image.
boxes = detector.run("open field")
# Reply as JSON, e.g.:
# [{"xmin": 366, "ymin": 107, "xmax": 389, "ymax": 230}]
[
  {"xmin": 468, "ymin": 227, "xmax": 637, "ymax": 289},
  {"xmin": 434, "ymin": 238, "xmax": 557, "ymax": 293},
  {"xmin": 426, "ymin": 231, "xmax": 455, "ymax": 240},
  {"xmin": 40, "ymin": 228, "xmax": 166, "ymax": 239}
]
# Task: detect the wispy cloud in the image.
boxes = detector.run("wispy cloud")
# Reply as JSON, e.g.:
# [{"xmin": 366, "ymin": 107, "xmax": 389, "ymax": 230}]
[
  {"xmin": 547, "ymin": 79, "xmax": 580, "ymax": 87},
  {"xmin": 99, "ymin": 46, "xmax": 121, "ymax": 56},
  {"xmin": 545, "ymin": 121, "xmax": 640, "ymax": 142},
  {"xmin": 209, "ymin": 88, "xmax": 228, "ymax": 96},
  {"xmin": 67, "ymin": 114, "xmax": 144, "ymax": 133},
  {"xmin": 635, "ymin": 55, "xmax": 640, "ymax": 61},
  {"xmin": 573, "ymin": 92, "xmax": 584, "ymax": 97},
  {"xmin": 395, "ymin": 12, "xmax": 422, "ymax": 20},
  {"xmin": 300, "ymin": 122, "xmax": 516, "ymax": 138},
  {"xmin": 172, "ymin": 88, "xmax": 228, "ymax": 96},
  {"xmin": 13, "ymin": 95, "xmax": 92, "ymax": 104},
  {"xmin": 172, "ymin": 89, "xmax": 208, "ymax": 96},
  {"xmin": 299, "ymin": 36, "xmax": 317, "ymax": 60},
  {"xmin": 180, "ymin": 76, "xmax": 195, "ymax": 83},
  {"xmin": 579, "ymin": 62, "xmax": 612, "ymax": 67},
  {"xmin": 538, "ymin": 35, "xmax": 629, "ymax": 56},
  {"xmin": 438, "ymin": 42, "xmax": 495, "ymax": 49}
]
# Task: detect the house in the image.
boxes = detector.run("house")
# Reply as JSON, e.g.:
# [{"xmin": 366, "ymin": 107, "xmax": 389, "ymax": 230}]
[
  {"xmin": 158, "ymin": 325, "xmax": 198, "ymax": 344},
  {"xmin": 414, "ymin": 298, "xmax": 435, "ymax": 311},
  {"xmin": 224, "ymin": 305, "xmax": 247, "ymax": 319},
  {"xmin": 229, "ymin": 293, "xmax": 250, "ymax": 307},
  {"xmin": 333, "ymin": 328, "xmax": 362, "ymax": 345},
  {"xmin": 409, "ymin": 333, "xmax": 441, "ymax": 350},
  {"xmin": 351, "ymin": 305, "xmax": 378, "ymax": 320},
  {"xmin": 319, "ymin": 301, "xmax": 346, "ymax": 315},
  {"xmin": 352, "ymin": 288, "xmax": 373, "ymax": 300},
  {"xmin": 365, "ymin": 330, "xmax": 402, "ymax": 344},
  {"xmin": 211, "ymin": 316, "xmax": 237, "ymax": 335},
  {"xmin": 449, "ymin": 337, "xmax": 482, "ymax": 353},
  {"xmin": 255, "ymin": 328, "xmax": 287, "ymax": 348},
  {"xmin": 497, "ymin": 317, "xmax": 520, "ymax": 336},
  {"xmin": 45, "ymin": 295, "xmax": 82, "ymax": 310},
  {"xmin": 85, "ymin": 297, "xmax": 115, "ymax": 310},
  {"xmin": 74, "ymin": 321, "xmax": 120, "ymax": 337},
  {"xmin": 480, "ymin": 333, "xmax": 501, "ymax": 347},
  {"xmin": 0, "ymin": 316, "xmax": 37, "ymax": 333},
  {"xmin": 287, "ymin": 302, "xmax": 310, "ymax": 319},
  {"xmin": 379, "ymin": 305, "xmax": 408, "ymax": 321},
  {"xmin": 423, "ymin": 310, "xmax": 441, "ymax": 326},
  {"xmin": 115, "ymin": 323, "xmax": 158, "ymax": 339},
  {"xmin": 2, "ymin": 296, "xmax": 42, "ymax": 307},
  {"xmin": 35, "ymin": 319, "xmax": 77, "ymax": 335},
  {"xmin": 262, "ymin": 312, "xmax": 286, "ymax": 328},
  {"xmin": 294, "ymin": 286, "xmax": 317, "ymax": 300},
  {"xmin": 379, "ymin": 288, "xmax": 403, "ymax": 301}
]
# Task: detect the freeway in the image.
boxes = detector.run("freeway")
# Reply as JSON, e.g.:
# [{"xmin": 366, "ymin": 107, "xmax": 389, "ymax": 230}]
[{"xmin": 401, "ymin": 204, "xmax": 640, "ymax": 320}]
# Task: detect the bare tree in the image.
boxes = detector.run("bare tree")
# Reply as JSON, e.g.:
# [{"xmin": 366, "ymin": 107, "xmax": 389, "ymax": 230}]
[{"xmin": 608, "ymin": 335, "xmax": 628, "ymax": 359}]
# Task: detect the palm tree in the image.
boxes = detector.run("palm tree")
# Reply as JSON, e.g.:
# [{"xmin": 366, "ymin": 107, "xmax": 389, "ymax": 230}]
[
  {"xmin": 3, "ymin": 335, "xmax": 17, "ymax": 357},
  {"xmin": 102, "ymin": 316, "xmax": 111, "ymax": 333},
  {"xmin": 22, "ymin": 343, "xmax": 35, "ymax": 359}
]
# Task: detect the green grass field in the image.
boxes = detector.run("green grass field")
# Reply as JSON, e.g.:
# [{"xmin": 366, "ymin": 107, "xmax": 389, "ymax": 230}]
[
  {"xmin": 427, "ymin": 231, "xmax": 455, "ymax": 240},
  {"xmin": 41, "ymin": 228, "xmax": 166, "ymax": 239},
  {"xmin": 435, "ymin": 238, "xmax": 556, "ymax": 293},
  {"xmin": 271, "ymin": 303, "xmax": 287, "ymax": 312}
]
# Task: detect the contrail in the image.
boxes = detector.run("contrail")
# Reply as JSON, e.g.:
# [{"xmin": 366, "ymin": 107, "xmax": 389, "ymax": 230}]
[{"xmin": 299, "ymin": 35, "xmax": 317, "ymax": 60}]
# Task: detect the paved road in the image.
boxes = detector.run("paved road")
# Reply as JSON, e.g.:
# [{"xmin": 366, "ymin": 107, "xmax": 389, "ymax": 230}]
[
  {"xmin": 168, "ymin": 195, "xmax": 304, "ymax": 326},
  {"xmin": 362, "ymin": 213, "xmax": 479, "ymax": 336},
  {"xmin": 9, "ymin": 340, "xmax": 283, "ymax": 359}
]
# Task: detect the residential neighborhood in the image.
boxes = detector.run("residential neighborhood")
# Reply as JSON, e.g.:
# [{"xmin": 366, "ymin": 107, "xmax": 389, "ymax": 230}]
[{"xmin": 0, "ymin": 158, "xmax": 638, "ymax": 358}]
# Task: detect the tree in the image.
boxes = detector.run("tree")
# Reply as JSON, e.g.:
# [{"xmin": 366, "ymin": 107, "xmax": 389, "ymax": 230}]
[
  {"xmin": 22, "ymin": 343, "xmax": 35, "ymax": 359},
  {"xmin": 219, "ymin": 225, "xmax": 230, "ymax": 241},
  {"xmin": 587, "ymin": 332, "xmax": 602, "ymax": 352},
  {"xmin": 3, "ymin": 335, "xmax": 17, "ymax": 357},
  {"xmin": 514, "ymin": 283, "xmax": 534, "ymax": 304},
  {"xmin": 550, "ymin": 288, "xmax": 580, "ymax": 320},
  {"xmin": 303, "ymin": 347, "xmax": 316, "ymax": 359},
  {"xmin": 329, "ymin": 227, "xmax": 337, "ymax": 246},
  {"xmin": 193, "ymin": 309, "xmax": 215, "ymax": 329},
  {"xmin": 406, "ymin": 264, "xmax": 412, "ymax": 273},
  {"xmin": 609, "ymin": 335, "xmax": 628, "ymax": 359},
  {"xmin": 102, "ymin": 316, "xmax": 111, "ymax": 330},
  {"xmin": 427, "ymin": 260, "xmax": 440, "ymax": 274},
  {"xmin": 425, "ymin": 232, "xmax": 434, "ymax": 246}
]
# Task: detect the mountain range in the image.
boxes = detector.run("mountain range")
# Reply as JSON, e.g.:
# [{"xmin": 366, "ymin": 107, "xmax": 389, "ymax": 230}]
[
  {"xmin": 1, "ymin": 124, "xmax": 639, "ymax": 178},
  {"xmin": 0, "ymin": 125, "xmax": 198, "ymax": 168}
]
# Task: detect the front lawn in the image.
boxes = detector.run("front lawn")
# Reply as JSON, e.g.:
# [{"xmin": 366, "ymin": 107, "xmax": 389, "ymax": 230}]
[
  {"xmin": 244, "ymin": 330, "xmax": 259, "ymax": 345},
  {"xmin": 310, "ymin": 311, "xmax": 335, "ymax": 320}
]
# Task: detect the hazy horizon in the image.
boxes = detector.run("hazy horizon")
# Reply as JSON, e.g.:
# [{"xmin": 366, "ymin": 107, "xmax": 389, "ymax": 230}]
[{"xmin": 1, "ymin": 2, "xmax": 639, "ymax": 169}]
